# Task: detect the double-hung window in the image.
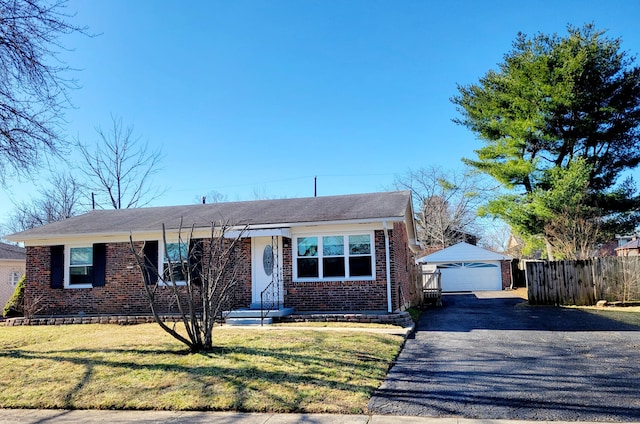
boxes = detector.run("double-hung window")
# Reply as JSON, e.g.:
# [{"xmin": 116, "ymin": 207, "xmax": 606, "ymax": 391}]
[
  {"xmin": 163, "ymin": 242, "xmax": 188, "ymax": 284},
  {"xmin": 294, "ymin": 233, "xmax": 374, "ymax": 280},
  {"xmin": 69, "ymin": 246, "xmax": 93, "ymax": 285}
]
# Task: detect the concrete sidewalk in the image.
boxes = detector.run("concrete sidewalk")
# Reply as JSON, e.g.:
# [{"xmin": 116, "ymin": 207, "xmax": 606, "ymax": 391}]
[{"xmin": 1, "ymin": 409, "xmax": 633, "ymax": 424}]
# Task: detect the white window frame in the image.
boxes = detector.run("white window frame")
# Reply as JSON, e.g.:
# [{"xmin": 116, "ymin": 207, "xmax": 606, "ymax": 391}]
[
  {"xmin": 160, "ymin": 240, "xmax": 188, "ymax": 286},
  {"xmin": 9, "ymin": 270, "xmax": 22, "ymax": 287},
  {"xmin": 293, "ymin": 232, "xmax": 375, "ymax": 282},
  {"xmin": 64, "ymin": 244, "xmax": 93, "ymax": 289}
]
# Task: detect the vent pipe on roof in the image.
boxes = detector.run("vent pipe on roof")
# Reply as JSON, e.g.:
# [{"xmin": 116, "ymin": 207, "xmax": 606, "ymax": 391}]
[
  {"xmin": 314, "ymin": 176, "xmax": 317, "ymax": 197},
  {"xmin": 202, "ymin": 196, "xmax": 206, "ymax": 204}
]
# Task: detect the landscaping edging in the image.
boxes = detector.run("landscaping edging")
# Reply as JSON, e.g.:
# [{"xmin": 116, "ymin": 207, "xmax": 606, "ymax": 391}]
[
  {"xmin": 275, "ymin": 311, "xmax": 414, "ymax": 328},
  {"xmin": 3, "ymin": 315, "xmax": 182, "ymax": 326},
  {"xmin": 3, "ymin": 311, "xmax": 414, "ymax": 328}
]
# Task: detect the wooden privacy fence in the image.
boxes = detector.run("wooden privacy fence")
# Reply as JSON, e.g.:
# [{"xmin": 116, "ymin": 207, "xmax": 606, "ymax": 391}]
[{"xmin": 526, "ymin": 256, "xmax": 640, "ymax": 306}]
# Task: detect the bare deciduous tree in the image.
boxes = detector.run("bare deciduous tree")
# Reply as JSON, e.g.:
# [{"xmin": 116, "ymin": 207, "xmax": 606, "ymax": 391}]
[
  {"xmin": 8, "ymin": 172, "xmax": 84, "ymax": 232},
  {"xmin": 544, "ymin": 206, "xmax": 603, "ymax": 260},
  {"xmin": 130, "ymin": 220, "xmax": 247, "ymax": 353},
  {"xmin": 0, "ymin": 0, "xmax": 87, "ymax": 185},
  {"xmin": 77, "ymin": 115, "xmax": 163, "ymax": 209},
  {"xmin": 393, "ymin": 166, "xmax": 492, "ymax": 249}
]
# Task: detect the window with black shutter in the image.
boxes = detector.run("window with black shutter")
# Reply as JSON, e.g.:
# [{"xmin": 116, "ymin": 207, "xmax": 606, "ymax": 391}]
[
  {"xmin": 92, "ymin": 243, "xmax": 106, "ymax": 287},
  {"xmin": 143, "ymin": 241, "xmax": 158, "ymax": 285}
]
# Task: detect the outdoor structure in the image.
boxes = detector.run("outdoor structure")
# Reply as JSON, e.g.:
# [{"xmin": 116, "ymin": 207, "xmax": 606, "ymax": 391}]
[
  {"xmin": 417, "ymin": 242, "xmax": 512, "ymax": 292},
  {"xmin": 0, "ymin": 242, "xmax": 26, "ymax": 310},
  {"xmin": 5, "ymin": 191, "xmax": 420, "ymax": 318},
  {"xmin": 615, "ymin": 237, "xmax": 640, "ymax": 256}
]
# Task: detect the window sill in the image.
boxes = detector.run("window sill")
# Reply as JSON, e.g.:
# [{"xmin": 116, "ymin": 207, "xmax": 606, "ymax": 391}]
[
  {"xmin": 64, "ymin": 284, "xmax": 93, "ymax": 289},
  {"xmin": 293, "ymin": 276, "xmax": 375, "ymax": 283},
  {"xmin": 158, "ymin": 281, "xmax": 187, "ymax": 287}
]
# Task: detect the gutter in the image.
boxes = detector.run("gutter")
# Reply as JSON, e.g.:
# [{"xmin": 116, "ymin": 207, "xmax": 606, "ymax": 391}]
[{"xmin": 383, "ymin": 221, "xmax": 392, "ymax": 313}]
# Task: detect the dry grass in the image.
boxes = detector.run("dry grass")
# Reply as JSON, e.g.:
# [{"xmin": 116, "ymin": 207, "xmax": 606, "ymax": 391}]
[{"xmin": 0, "ymin": 324, "xmax": 404, "ymax": 413}]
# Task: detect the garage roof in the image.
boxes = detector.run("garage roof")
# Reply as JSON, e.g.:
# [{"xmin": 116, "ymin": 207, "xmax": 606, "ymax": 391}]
[{"xmin": 417, "ymin": 242, "xmax": 511, "ymax": 262}]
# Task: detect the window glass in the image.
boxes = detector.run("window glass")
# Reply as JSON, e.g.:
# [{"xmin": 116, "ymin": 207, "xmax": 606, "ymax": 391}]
[
  {"xmin": 69, "ymin": 246, "xmax": 93, "ymax": 285},
  {"xmin": 297, "ymin": 258, "xmax": 319, "ymax": 278},
  {"xmin": 9, "ymin": 271, "xmax": 22, "ymax": 287},
  {"xmin": 323, "ymin": 236, "xmax": 344, "ymax": 256},
  {"xmin": 164, "ymin": 242, "xmax": 188, "ymax": 282},
  {"xmin": 165, "ymin": 242, "xmax": 187, "ymax": 262},
  {"xmin": 349, "ymin": 235, "xmax": 371, "ymax": 255},
  {"xmin": 349, "ymin": 256, "xmax": 372, "ymax": 277},
  {"xmin": 297, "ymin": 237, "xmax": 318, "ymax": 257},
  {"xmin": 70, "ymin": 247, "xmax": 92, "ymax": 265},
  {"xmin": 323, "ymin": 257, "xmax": 345, "ymax": 277}
]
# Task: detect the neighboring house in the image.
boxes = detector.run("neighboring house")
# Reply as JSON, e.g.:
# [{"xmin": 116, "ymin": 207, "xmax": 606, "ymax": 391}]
[
  {"xmin": 615, "ymin": 237, "xmax": 640, "ymax": 256},
  {"xmin": 0, "ymin": 242, "xmax": 26, "ymax": 309},
  {"xmin": 6, "ymin": 191, "xmax": 420, "ymax": 317},
  {"xmin": 417, "ymin": 242, "xmax": 512, "ymax": 292}
]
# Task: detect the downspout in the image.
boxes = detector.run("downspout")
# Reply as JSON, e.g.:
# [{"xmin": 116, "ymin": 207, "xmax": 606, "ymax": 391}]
[{"xmin": 383, "ymin": 221, "xmax": 392, "ymax": 313}]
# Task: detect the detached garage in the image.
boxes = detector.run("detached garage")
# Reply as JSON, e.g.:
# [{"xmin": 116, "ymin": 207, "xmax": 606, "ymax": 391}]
[{"xmin": 418, "ymin": 242, "xmax": 512, "ymax": 292}]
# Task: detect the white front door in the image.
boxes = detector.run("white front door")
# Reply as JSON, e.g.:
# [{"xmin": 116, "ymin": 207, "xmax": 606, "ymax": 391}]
[{"xmin": 251, "ymin": 236, "xmax": 283, "ymax": 306}]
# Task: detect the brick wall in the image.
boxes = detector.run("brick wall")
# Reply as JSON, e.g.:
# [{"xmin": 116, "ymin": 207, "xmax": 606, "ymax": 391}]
[
  {"xmin": 24, "ymin": 239, "xmax": 253, "ymax": 317},
  {"xmin": 390, "ymin": 222, "xmax": 420, "ymax": 311},
  {"xmin": 283, "ymin": 231, "xmax": 389, "ymax": 311},
  {"xmin": 24, "ymin": 227, "xmax": 415, "ymax": 316}
]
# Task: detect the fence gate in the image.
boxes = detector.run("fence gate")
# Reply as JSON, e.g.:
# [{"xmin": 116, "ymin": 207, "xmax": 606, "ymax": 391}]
[{"xmin": 419, "ymin": 264, "xmax": 442, "ymax": 306}]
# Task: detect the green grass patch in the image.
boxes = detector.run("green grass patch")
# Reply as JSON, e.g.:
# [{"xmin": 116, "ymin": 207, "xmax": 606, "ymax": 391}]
[
  {"xmin": 406, "ymin": 308, "xmax": 421, "ymax": 323},
  {"xmin": 577, "ymin": 308, "xmax": 640, "ymax": 327},
  {"xmin": 0, "ymin": 324, "xmax": 403, "ymax": 413}
]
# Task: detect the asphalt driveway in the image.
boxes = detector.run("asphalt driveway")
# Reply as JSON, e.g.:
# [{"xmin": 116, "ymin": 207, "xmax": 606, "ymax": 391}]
[{"xmin": 368, "ymin": 291, "xmax": 640, "ymax": 421}]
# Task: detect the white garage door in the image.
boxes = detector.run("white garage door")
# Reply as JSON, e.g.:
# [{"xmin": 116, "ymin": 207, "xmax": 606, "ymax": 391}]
[{"xmin": 436, "ymin": 261, "xmax": 502, "ymax": 292}]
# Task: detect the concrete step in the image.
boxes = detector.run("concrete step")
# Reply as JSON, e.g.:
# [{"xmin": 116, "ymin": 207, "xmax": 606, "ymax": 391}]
[
  {"xmin": 225, "ymin": 317, "xmax": 273, "ymax": 326},
  {"xmin": 224, "ymin": 307, "xmax": 294, "ymax": 319}
]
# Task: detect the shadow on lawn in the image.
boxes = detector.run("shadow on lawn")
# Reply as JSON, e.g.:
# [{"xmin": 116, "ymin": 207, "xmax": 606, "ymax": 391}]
[{"xmin": 0, "ymin": 340, "xmax": 392, "ymax": 412}]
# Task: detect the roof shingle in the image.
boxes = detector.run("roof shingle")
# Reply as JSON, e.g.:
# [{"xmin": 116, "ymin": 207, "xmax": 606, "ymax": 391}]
[{"xmin": 0, "ymin": 242, "xmax": 26, "ymax": 260}]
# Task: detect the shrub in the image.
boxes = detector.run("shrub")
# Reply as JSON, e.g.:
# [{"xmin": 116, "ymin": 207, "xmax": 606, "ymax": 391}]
[{"xmin": 3, "ymin": 274, "xmax": 25, "ymax": 317}]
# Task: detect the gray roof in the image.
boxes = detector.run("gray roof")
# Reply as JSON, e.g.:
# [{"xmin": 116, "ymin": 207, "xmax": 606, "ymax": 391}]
[
  {"xmin": 0, "ymin": 242, "xmax": 26, "ymax": 260},
  {"xmin": 616, "ymin": 238, "xmax": 640, "ymax": 250},
  {"xmin": 7, "ymin": 191, "xmax": 412, "ymax": 240}
]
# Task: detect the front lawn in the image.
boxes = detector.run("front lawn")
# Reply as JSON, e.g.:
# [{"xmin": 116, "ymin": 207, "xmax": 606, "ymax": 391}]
[{"xmin": 0, "ymin": 324, "xmax": 403, "ymax": 413}]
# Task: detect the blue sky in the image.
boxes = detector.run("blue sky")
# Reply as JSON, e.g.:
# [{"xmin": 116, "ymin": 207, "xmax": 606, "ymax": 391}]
[{"xmin": 2, "ymin": 0, "xmax": 640, "ymax": 230}]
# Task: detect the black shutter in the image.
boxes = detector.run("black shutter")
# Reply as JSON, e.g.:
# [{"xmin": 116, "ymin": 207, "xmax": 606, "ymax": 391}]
[
  {"xmin": 189, "ymin": 239, "xmax": 203, "ymax": 285},
  {"xmin": 92, "ymin": 243, "xmax": 106, "ymax": 287},
  {"xmin": 143, "ymin": 241, "xmax": 159, "ymax": 285},
  {"xmin": 50, "ymin": 245, "xmax": 64, "ymax": 289}
]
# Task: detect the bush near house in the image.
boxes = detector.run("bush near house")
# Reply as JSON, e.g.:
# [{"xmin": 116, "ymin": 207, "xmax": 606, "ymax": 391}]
[{"xmin": 2, "ymin": 274, "xmax": 24, "ymax": 318}]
